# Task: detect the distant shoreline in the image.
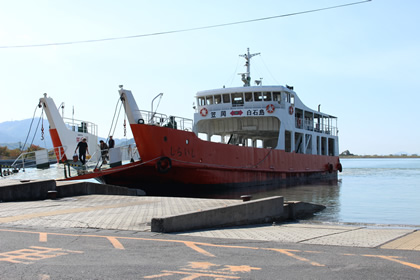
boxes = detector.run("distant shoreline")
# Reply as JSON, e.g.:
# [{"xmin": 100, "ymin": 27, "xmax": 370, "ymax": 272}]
[{"xmin": 340, "ymin": 155, "xmax": 420, "ymax": 159}]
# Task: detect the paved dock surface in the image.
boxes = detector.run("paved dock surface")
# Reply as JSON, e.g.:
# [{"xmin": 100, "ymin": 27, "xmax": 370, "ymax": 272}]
[{"xmin": 0, "ymin": 193, "xmax": 419, "ymax": 251}]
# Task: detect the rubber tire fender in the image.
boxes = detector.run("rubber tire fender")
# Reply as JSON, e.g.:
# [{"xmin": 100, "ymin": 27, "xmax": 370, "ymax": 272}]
[{"xmin": 156, "ymin": 157, "xmax": 172, "ymax": 174}]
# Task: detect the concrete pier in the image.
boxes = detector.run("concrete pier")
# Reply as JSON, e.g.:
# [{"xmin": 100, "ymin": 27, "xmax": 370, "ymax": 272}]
[{"xmin": 0, "ymin": 179, "xmax": 419, "ymax": 250}]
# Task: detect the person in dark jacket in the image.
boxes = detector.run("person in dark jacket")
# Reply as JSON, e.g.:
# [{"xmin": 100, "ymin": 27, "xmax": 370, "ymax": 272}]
[
  {"xmin": 75, "ymin": 138, "xmax": 89, "ymax": 165},
  {"xmin": 108, "ymin": 136, "xmax": 115, "ymax": 149},
  {"xmin": 99, "ymin": 140, "xmax": 109, "ymax": 163}
]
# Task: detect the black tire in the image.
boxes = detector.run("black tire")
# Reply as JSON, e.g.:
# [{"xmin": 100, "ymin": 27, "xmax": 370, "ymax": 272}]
[{"xmin": 156, "ymin": 157, "xmax": 172, "ymax": 174}]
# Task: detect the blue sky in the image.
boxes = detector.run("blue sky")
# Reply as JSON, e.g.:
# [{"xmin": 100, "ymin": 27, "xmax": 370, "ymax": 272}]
[{"xmin": 0, "ymin": 0, "xmax": 419, "ymax": 155}]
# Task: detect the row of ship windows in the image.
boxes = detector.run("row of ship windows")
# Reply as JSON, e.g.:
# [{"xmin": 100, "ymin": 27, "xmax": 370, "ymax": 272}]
[{"xmin": 197, "ymin": 91, "xmax": 294, "ymax": 106}]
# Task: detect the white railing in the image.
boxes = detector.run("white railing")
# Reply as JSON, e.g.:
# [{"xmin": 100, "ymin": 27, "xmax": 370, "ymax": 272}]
[
  {"xmin": 64, "ymin": 144, "xmax": 140, "ymax": 178},
  {"xmin": 136, "ymin": 110, "xmax": 193, "ymax": 131},
  {"xmin": 296, "ymin": 118, "xmax": 338, "ymax": 136},
  {"xmin": 63, "ymin": 117, "xmax": 98, "ymax": 136}
]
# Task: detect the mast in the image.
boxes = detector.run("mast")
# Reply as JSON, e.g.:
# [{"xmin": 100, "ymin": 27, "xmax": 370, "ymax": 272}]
[{"xmin": 239, "ymin": 48, "xmax": 260, "ymax": 87}]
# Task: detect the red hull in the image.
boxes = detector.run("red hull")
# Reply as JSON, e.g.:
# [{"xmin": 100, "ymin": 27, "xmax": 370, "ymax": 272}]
[
  {"xmin": 62, "ymin": 124, "xmax": 340, "ymax": 195},
  {"xmin": 50, "ymin": 128, "xmax": 67, "ymax": 162},
  {"xmin": 91, "ymin": 124, "xmax": 339, "ymax": 195}
]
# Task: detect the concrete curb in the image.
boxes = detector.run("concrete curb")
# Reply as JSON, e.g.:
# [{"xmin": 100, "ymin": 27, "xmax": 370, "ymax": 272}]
[
  {"xmin": 56, "ymin": 182, "xmax": 145, "ymax": 197},
  {"xmin": 0, "ymin": 180, "xmax": 56, "ymax": 202},
  {"xmin": 0, "ymin": 180, "xmax": 145, "ymax": 202},
  {"xmin": 152, "ymin": 196, "xmax": 285, "ymax": 233},
  {"xmin": 151, "ymin": 198, "xmax": 327, "ymax": 233}
]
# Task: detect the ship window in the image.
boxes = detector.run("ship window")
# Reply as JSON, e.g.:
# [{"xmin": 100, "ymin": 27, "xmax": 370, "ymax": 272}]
[
  {"xmin": 231, "ymin": 92, "xmax": 244, "ymax": 106},
  {"xmin": 328, "ymin": 138, "xmax": 335, "ymax": 156},
  {"xmin": 214, "ymin": 94, "xmax": 222, "ymax": 104},
  {"xmin": 222, "ymin": 93, "xmax": 230, "ymax": 103},
  {"xmin": 263, "ymin": 92, "xmax": 272, "ymax": 101},
  {"xmin": 254, "ymin": 92, "xmax": 262, "ymax": 101},
  {"xmin": 206, "ymin": 95, "xmax": 214, "ymax": 105},
  {"xmin": 245, "ymin": 92, "xmax": 253, "ymax": 102},
  {"xmin": 273, "ymin": 92, "xmax": 281, "ymax": 102},
  {"xmin": 290, "ymin": 95, "xmax": 295, "ymax": 105},
  {"xmin": 198, "ymin": 96, "xmax": 205, "ymax": 106},
  {"xmin": 285, "ymin": 130, "xmax": 292, "ymax": 152}
]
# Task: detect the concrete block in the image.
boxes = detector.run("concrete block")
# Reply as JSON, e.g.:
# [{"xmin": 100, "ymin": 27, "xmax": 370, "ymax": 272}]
[
  {"xmin": 285, "ymin": 201, "xmax": 326, "ymax": 220},
  {"xmin": 0, "ymin": 180, "xmax": 56, "ymax": 202},
  {"xmin": 151, "ymin": 196, "xmax": 284, "ymax": 233}
]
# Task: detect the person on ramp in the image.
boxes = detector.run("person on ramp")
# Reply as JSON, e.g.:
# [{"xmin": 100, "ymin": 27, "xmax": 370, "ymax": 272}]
[{"xmin": 75, "ymin": 138, "xmax": 89, "ymax": 165}]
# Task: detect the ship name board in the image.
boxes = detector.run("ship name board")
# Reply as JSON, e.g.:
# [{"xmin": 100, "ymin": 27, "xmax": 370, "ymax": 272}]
[{"xmin": 210, "ymin": 109, "xmax": 266, "ymax": 118}]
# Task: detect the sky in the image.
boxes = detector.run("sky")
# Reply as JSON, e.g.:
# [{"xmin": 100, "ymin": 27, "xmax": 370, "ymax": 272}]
[{"xmin": 0, "ymin": 0, "xmax": 419, "ymax": 155}]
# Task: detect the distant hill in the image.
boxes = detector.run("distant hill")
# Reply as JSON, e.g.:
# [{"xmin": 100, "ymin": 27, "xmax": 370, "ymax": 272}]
[
  {"xmin": 0, "ymin": 119, "xmax": 52, "ymax": 149},
  {"xmin": 0, "ymin": 118, "xmax": 134, "ymax": 150}
]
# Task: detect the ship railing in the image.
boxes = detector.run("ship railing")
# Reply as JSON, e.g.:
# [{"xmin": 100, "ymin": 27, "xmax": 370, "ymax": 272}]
[
  {"xmin": 63, "ymin": 117, "xmax": 98, "ymax": 136},
  {"xmin": 137, "ymin": 110, "xmax": 193, "ymax": 131},
  {"xmin": 297, "ymin": 118, "xmax": 338, "ymax": 136},
  {"xmin": 6, "ymin": 148, "xmax": 58, "ymax": 172},
  {"xmin": 64, "ymin": 143, "xmax": 140, "ymax": 178},
  {"xmin": 52, "ymin": 145, "xmax": 68, "ymax": 163}
]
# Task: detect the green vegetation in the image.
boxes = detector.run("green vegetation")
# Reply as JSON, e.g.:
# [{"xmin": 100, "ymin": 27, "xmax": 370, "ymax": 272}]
[
  {"xmin": 0, "ymin": 145, "xmax": 43, "ymax": 159},
  {"xmin": 339, "ymin": 150, "xmax": 419, "ymax": 158}
]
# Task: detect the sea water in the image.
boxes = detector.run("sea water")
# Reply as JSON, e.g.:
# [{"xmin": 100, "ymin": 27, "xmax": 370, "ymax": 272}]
[
  {"xmin": 251, "ymin": 158, "xmax": 420, "ymax": 227},
  {"xmin": 2, "ymin": 158, "xmax": 419, "ymax": 226}
]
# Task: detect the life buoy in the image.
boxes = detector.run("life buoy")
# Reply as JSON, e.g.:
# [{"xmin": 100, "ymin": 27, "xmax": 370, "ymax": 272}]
[
  {"xmin": 289, "ymin": 106, "xmax": 294, "ymax": 115},
  {"xmin": 266, "ymin": 104, "xmax": 275, "ymax": 113},
  {"xmin": 156, "ymin": 157, "xmax": 172, "ymax": 174},
  {"xmin": 200, "ymin": 107, "xmax": 208, "ymax": 117}
]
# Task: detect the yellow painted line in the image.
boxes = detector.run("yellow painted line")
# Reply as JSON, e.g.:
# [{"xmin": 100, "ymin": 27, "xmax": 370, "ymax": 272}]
[
  {"xmin": 183, "ymin": 241, "xmax": 215, "ymax": 257},
  {"xmin": 380, "ymin": 231, "xmax": 420, "ymax": 251},
  {"xmin": 266, "ymin": 248, "xmax": 325, "ymax": 267},
  {"xmin": 0, "ymin": 246, "xmax": 82, "ymax": 264},
  {"xmin": 364, "ymin": 254, "xmax": 420, "ymax": 270},
  {"xmin": 106, "ymin": 237, "xmax": 124, "ymax": 250},
  {"xmin": 159, "ymin": 270, "xmax": 240, "ymax": 279},
  {"xmin": 0, "ymin": 201, "xmax": 153, "ymax": 223},
  {"xmin": 1, "ymin": 227, "xmax": 418, "ymax": 271},
  {"xmin": 39, "ymin": 233, "xmax": 48, "ymax": 242}
]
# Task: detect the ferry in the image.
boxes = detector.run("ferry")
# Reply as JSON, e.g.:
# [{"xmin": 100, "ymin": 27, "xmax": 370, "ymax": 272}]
[
  {"xmin": 42, "ymin": 49, "xmax": 341, "ymax": 195},
  {"xmin": 105, "ymin": 48, "xmax": 342, "ymax": 194}
]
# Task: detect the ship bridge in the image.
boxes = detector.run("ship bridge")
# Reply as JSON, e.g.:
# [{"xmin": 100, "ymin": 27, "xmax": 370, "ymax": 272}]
[
  {"xmin": 194, "ymin": 86, "xmax": 290, "ymax": 149},
  {"xmin": 194, "ymin": 85, "xmax": 338, "ymax": 156}
]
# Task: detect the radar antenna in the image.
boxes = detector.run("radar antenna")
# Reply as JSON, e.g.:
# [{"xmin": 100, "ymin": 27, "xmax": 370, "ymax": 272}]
[{"xmin": 239, "ymin": 48, "xmax": 260, "ymax": 87}]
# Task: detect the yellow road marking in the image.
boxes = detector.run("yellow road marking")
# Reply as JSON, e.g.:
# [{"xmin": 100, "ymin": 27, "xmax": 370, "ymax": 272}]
[
  {"xmin": 39, "ymin": 233, "xmax": 48, "ymax": 242},
  {"xmin": 0, "ymin": 201, "xmax": 153, "ymax": 223},
  {"xmin": 160, "ymin": 270, "xmax": 240, "ymax": 278},
  {"xmin": 266, "ymin": 248, "xmax": 325, "ymax": 267},
  {"xmin": 183, "ymin": 241, "xmax": 215, "ymax": 257},
  {"xmin": 1, "ymin": 228, "xmax": 418, "ymax": 271},
  {"xmin": 106, "ymin": 237, "xmax": 125, "ymax": 250},
  {"xmin": 0, "ymin": 246, "xmax": 82, "ymax": 264},
  {"xmin": 364, "ymin": 254, "xmax": 420, "ymax": 270}
]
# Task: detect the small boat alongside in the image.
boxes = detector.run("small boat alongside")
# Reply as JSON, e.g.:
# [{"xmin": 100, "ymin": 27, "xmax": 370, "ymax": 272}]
[{"xmin": 38, "ymin": 94, "xmax": 139, "ymax": 179}]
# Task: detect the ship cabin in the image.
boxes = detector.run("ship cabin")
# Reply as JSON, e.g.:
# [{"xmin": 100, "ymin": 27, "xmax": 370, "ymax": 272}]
[{"xmin": 194, "ymin": 85, "xmax": 339, "ymax": 157}]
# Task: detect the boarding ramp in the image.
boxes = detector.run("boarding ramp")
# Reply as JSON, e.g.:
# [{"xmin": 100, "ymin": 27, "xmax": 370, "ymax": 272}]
[{"xmin": 63, "ymin": 144, "xmax": 140, "ymax": 178}]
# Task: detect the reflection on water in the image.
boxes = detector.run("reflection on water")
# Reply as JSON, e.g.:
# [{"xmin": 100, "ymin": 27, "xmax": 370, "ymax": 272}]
[{"xmin": 2, "ymin": 158, "xmax": 420, "ymax": 226}]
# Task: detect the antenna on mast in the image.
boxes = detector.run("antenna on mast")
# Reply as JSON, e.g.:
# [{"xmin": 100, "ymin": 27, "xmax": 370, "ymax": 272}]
[{"xmin": 239, "ymin": 48, "xmax": 260, "ymax": 87}]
